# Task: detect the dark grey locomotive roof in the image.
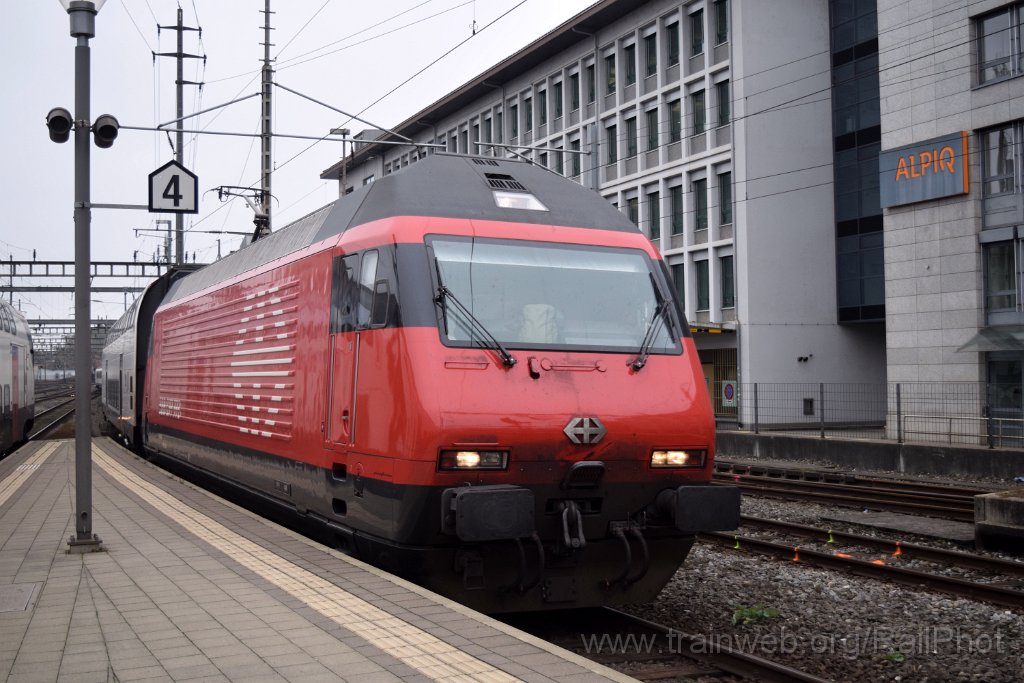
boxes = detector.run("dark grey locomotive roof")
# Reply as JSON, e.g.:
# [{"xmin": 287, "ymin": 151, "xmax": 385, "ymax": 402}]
[{"xmin": 164, "ymin": 155, "xmax": 639, "ymax": 305}]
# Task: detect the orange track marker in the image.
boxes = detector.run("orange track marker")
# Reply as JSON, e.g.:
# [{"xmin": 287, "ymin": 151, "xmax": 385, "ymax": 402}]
[
  {"xmin": 893, "ymin": 541, "xmax": 903, "ymax": 557},
  {"xmin": 792, "ymin": 545, "xmax": 800, "ymax": 562}
]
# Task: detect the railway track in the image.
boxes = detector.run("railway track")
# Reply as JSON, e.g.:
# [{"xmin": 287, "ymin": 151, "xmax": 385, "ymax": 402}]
[
  {"xmin": 701, "ymin": 517, "xmax": 1024, "ymax": 609},
  {"xmin": 503, "ymin": 607, "xmax": 832, "ymax": 682},
  {"xmin": 712, "ymin": 471, "xmax": 977, "ymax": 522},
  {"xmin": 715, "ymin": 459, "xmax": 994, "ymax": 496},
  {"xmin": 27, "ymin": 398, "xmax": 76, "ymax": 439}
]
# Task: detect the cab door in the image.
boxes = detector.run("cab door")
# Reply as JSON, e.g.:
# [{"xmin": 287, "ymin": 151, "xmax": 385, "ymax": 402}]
[
  {"xmin": 325, "ymin": 254, "xmax": 360, "ymax": 449},
  {"xmin": 325, "ymin": 251, "xmax": 382, "ymax": 449}
]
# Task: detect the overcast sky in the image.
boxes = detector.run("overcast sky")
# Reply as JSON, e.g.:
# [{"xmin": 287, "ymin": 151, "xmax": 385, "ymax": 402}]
[{"xmin": 0, "ymin": 0, "xmax": 594, "ymax": 324}]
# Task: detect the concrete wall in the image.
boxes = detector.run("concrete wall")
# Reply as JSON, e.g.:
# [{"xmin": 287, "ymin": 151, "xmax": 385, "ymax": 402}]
[
  {"xmin": 718, "ymin": 430, "xmax": 1024, "ymax": 480},
  {"xmin": 733, "ymin": 0, "xmax": 886, "ymax": 392}
]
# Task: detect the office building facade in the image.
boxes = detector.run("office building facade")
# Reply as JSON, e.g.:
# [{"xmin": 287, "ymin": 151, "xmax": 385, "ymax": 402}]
[{"xmin": 323, "ymin": 0, "xmax": 892, "ymax": 424}]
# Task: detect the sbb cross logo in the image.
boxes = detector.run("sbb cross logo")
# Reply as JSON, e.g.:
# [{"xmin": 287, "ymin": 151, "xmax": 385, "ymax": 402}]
[{"xmin": 563, "ymin": 416, "xmax": 607, "ymax": 445}]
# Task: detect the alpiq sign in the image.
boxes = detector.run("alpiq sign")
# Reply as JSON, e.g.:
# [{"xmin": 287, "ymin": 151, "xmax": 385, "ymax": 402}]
[{"xmin": 879, "ymin": 131, "xmax": 969, "ymax": 208}]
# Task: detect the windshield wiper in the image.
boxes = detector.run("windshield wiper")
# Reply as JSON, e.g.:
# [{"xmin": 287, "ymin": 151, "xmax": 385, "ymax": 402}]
[
  {"xmin": 630, "ymin": 299, "xmax": 670, "ymax": 372},
  {"xmin": 435, "ymin": 284, "xmax": 517, "ymax": 368}
]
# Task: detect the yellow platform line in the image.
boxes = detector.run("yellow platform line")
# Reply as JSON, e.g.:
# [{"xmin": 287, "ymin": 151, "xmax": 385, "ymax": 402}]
[
  {"xmin": 93, "ymin": 447, "xmax": 519, "ymax": 683},
  {"xmin": 0, "ymin": 442, "xmax": 59, "ymax": 507}
]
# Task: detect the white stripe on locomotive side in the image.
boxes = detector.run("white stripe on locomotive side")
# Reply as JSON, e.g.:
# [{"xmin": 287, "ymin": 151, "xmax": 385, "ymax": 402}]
[
  {"xmin": 231, "ymin": 371, "xmax": 290, "ymax": 377},
  {"xmin": 231, "ymin": 345, "xmax": 291, "ymax": 357},
  {"xmin": 230, "ymin": 358, "xmax": 293, "ymax": 367}
]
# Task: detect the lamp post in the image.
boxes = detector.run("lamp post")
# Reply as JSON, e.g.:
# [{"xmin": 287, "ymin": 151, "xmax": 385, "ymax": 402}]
[
  {"xmin": 331, "ymin": 127, "xmax": 351, "ymax": 195},
  {"xmin": 58, "ymin": 0, "xmax": 108, "ymax": 553}
]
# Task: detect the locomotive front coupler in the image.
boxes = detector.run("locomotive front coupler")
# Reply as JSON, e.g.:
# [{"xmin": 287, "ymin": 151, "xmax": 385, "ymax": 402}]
[{"xmin": 555, "ymin": 500, "xmax": 586, "ymax": 552}]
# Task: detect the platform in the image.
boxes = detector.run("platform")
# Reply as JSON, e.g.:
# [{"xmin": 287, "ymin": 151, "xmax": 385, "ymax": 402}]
[
  {"xmin": 823, "ymin": 511, "xmax": 975, "ymax": 544},
  {"xmin": 975, "ymin": 487, "xmax": 1024, "ymax": 554},
  {"xmin": 0, "ymin": 439, "xmax": 633, "ymax": 683}
]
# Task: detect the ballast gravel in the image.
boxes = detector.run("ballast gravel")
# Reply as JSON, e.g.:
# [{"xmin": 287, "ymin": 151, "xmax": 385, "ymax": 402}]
[{"xmin": 622, "ymin": 468, "xmax": 1024, "ymax": 682}]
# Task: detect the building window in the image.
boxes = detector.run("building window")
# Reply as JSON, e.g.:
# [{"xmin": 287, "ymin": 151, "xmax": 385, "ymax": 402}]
[
  {"xmin": 978, "ymin": 5, "xmax": 1021, "ymax": 84},
  {"xmin": 670, "ymin": 185, "xmax": 684, "ymax": 234},
  {"xmin": 554, "ymin": 147, "xmax": 564, "ymax": 175},
  {"xmin": 837, "ymin": 232, "xmax": 884, "ymax": 317},
  {"xmin": 715, "ymin": 0, "xmax": 729, "ymax": 44},
  {"xmin": 717, "ymin": 80, "xmax": 730, "ymax": 126},
  {"xmin": 539, "ymin": 152, "xmax": 548, "ymax": 168},
  {"xmin": 554, "ymin": 82, "xmax": 563, "ymax": 119},
  {"xmin": 624, "ymin": 44, "xmax": 637, "ymax": 86},
  {"xmin": 667, "ymin": 21, "xmax": 680, "ymax": 66},
  {"xmin": 626, "ymin": 117, "xmax": 638, "ymax": 157},
  {"xmin": 362, "ymin": 174, "xmax": 374, "ymax": 186},
  {"xmin": 983, "ymin": 123, "xmax": 1018, "ymax": 228},
  {"xmin": 719, "ymin": 171, "xmax": 732, "ymax": 224},
  {"xmin": 690, "ymin": 9, "xmax": 704, "ymax": 56},
  {"xmin": 693, "ymin": 178, "xmax": 708, "ymax": 230},
  {"xmin": 586, "ymin": 64, "xmax": 596, "ymax": 102},
  {"xmin": 510, "ymin": 104, "xmax": 518, "ymax": 138},
  {"xmin": 647, "ymin": 191, "xmax": 660, "ymax": 240},
  {"xmin": 538, "ymin": 92, "xmax": 547, "ymax": 126},
  {"xmin": 525, "ymin": 98, "xmax": 533, "ymax": 131},
  {"xmin": 720, "ymin": 254, "xmax": 734, "ymax": 308},
  {"xmin": 985, "ymin": 241, "xmax": 1017, "ymax": 312},
  {"xmin": 691, "ymin": 90, "xmax": 706, "ymax": 134},
  {"xmin": 472, "ymin": 124, "xmax": 479, "ymax": 154},
  {"xmin": 627, "ymin": 196, "xmax": 639, "ymax": 225},
  {"xmin": 448, "ymin": 134, "xmax": 457, "ymax": 153},
  {"xmin": 569, "ymin": 73, "xmax": 580, "ymax": 111},
  {"xmin": 496, "ymin": 111, "xmax": 503, "ymax": 143},
  {"xmin": 646, "ymin": 109, "xmax": 659, "ymax": 150},
  {"xmin": 671, "ymin": 263, "xmax": 685, "ymax": 306},
  {"xmin": 669, "ymin": 99, "xmax": 682, "ymax": 142},
  {"xmin": 607, "ymin": 124, "xmax": 618, "ymax": 163},
  {"xmin": 570, "ymin": 139, "xmax": 581, "ymax": 176},
  {"xmin": 644, "ymin": 34, "xmax": 657, "ymax": 77},
  {"xmin": 460, "ymin": 129, "xmax": 468, "ymax": 153},
  {"xmin": 605, "ymin": 54, "xmax": 617, "ymax": 94},
  {"xmin": 695, "ymin": 259, "xmax": 709, "ymax": 310}
]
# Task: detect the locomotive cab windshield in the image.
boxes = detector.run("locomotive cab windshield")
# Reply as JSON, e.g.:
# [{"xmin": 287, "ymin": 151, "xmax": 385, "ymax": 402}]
[{"xmin": 427, "ymin": 235, "xmax": 681, "ymax": 357}]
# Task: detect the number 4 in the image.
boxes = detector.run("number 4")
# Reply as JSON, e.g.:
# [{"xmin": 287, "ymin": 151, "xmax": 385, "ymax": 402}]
[{"xmin": 163, "ymin": 175, "xmax": 182, "ymax": 206}]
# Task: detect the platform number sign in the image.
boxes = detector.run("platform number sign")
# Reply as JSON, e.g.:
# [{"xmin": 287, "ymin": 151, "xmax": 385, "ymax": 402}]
[{"xmin": 148, "ymin": 160, "xmax": 198, "ymax": 214}]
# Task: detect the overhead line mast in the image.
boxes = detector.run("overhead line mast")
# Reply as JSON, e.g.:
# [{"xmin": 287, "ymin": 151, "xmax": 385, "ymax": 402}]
[
  {"xmin": 155, "ymin": 8, "xmax": 203, "ymax": 265},
  {"xmin": 258, "ymin": 0, "xmax": 274, "ymax": 240}
]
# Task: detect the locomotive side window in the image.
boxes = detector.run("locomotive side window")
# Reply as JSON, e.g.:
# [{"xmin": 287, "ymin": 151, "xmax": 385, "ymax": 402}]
[
  {"xmin": 357, "ymin": 250, "xmax": 379, "ymax": 328},
  {"xmin": 330, "ymin": 254, "xmax": 360, "ymax": 334}
]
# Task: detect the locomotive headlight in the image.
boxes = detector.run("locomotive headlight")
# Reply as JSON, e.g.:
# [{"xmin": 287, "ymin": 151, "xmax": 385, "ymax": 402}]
[
  {"xmin": 439, "ymin": 450, "xmax": 509, "ymax": 471},
  {"xmin": 650, "ymin": 449, "xmax": 706, "ymax": 468}
]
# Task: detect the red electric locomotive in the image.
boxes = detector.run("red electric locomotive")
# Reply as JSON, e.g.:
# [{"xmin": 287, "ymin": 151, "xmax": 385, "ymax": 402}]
[{"xmin": 122, "ymin": 154, "xmax": 738, "ymax": 612}]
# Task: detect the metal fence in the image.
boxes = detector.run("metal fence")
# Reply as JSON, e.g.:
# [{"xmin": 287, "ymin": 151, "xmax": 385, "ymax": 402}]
[{"xmin": 714, "ymin": 382, "xmax": 1024, "ymax": 450}]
